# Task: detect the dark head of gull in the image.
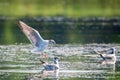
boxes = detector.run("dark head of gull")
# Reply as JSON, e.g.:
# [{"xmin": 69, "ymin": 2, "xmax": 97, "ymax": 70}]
[
  {"xmin": 54, "ymin": 57, "xmax": 59, "ymax": 64},
  {"xmin": 49, "ymin": 39, "xmax": 56, "ymax": 46},
  {"xmin": 108, "ymin": 48, "xmax": 115, "ymax": 54}
]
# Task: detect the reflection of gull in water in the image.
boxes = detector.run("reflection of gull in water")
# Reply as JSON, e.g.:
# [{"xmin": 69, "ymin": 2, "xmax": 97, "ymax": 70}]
[
  {"xmin": 95, "ymin": 47, "xmax": 116, "ymax": 65},
  {"xmin": 18, "ymin": 21, "xmax": 56, "ymax": 58},
  {"xmin": 37, "ymin": 57, "xmax": 59, "ymax": 80}
]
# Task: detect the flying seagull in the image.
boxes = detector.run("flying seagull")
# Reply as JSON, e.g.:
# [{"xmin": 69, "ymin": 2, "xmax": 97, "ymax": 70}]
[
  {"xmin": 36, "ymin": 57, "xmax": 59, "ymax": 80},
  {"xmin": 94, "ymin": 47, "xmax": 116, "ymax": 64},
  {"xmin": 18, "ymin": 21, "xmax": 56, "ymax": 58}
]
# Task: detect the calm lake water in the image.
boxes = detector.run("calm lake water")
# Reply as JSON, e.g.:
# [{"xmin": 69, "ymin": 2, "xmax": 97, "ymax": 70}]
[{"xmin": 0, "ymin": 17, "xmax": 120, "ymax": 80}]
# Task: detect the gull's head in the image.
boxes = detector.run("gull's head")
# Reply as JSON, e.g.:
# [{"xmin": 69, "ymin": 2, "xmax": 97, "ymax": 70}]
[
  {"xmin": 49, "ymin": 39, "xmax": 56, "ymax": 46},
  {"xmin": 109, "ymin": 48, "xmax": 115, "ymax": 54},
  {"xmin": 53, "ymin": 57, "xmax": 59, "ymax": 64},
  {"xmin": 54, "ymin": 57, "xmax": 59, "ymax": 60}
]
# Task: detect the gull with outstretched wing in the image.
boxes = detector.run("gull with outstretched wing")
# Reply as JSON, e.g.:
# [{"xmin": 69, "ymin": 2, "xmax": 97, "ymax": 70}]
[{"xmin": 18, "ymin": 21, "xmax": 56, "ymax": 58}]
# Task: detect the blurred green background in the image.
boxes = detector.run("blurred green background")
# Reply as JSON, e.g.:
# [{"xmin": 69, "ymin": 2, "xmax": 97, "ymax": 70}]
[
  {"xmin": 0, "ymin": 0, "xmax": 120, "ymax": 17},
  {"xmin": 0, "ymin": 0, "xmax": 120, "ymax": 44}
]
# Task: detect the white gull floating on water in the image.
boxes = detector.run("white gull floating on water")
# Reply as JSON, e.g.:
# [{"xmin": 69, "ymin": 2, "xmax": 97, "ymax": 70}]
[{"xmin": 18, "ymin": 21, "xmax": 56, "ymax": 57}]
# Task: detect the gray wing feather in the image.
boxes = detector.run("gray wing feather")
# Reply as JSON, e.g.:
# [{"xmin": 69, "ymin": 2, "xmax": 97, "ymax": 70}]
[
  {"xmin": 44, "ymin": 65, "xmax": 58, "ymax": 70},
  {"xmin": 27, "ymin": 28, "xmax": 44, "ymax": 47},
  {"xmin": 18, "ymin": 21, "xmax": 44, "ymax": 47}
]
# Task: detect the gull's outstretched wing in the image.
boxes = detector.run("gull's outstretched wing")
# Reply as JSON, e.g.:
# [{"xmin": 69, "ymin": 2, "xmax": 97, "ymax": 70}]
[{"xmin": 18, "ymin": 21, "xmax": 44, "ymax": 47}]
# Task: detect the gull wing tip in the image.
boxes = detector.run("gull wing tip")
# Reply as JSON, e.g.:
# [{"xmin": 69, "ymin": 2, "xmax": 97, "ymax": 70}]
[{"xmin": 18, "ymin": 20, "xmax": 24, "ymax": 30}]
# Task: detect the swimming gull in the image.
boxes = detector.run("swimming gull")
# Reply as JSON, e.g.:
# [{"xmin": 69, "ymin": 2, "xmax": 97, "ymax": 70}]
[
  {"xmin": 94, "ymin": 47, "xmax": 116, "ymax": 64},
  {"xmin": 18, "ymin": 21, "xmax": 56, "ymax": 58},
  {"xmin": 37, "ymin": 57, "xmax": 59, "ymax": 80}
]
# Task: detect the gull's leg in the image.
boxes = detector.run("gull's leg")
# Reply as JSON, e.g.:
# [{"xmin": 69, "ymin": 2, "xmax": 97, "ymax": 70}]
[{"xmin": 41, "ymin": 53, "xmax": 48, "ymax": 58}]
